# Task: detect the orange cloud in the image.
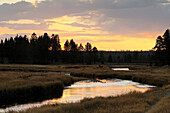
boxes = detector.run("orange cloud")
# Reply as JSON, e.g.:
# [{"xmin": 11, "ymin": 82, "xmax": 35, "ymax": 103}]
[
  {"xmin": 32, "ymin": 2, "xmax": 38, "ymax": 8},
  {"xmin": 1, "ymin": 19, "xmax": 40, "ymax": 25},
  {"xmin": 0, "ymin": 11, "xmax": 158, "ymax": 52}
]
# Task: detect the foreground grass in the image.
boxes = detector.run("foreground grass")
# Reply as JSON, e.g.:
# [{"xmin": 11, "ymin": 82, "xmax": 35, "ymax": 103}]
[{"xmin": 20, "ymin": 85, "xmax": 170, "ymax": 113}]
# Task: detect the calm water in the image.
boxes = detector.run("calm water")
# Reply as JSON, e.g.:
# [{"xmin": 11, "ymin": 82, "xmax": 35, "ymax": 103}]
[
  {"xmin": 0, "ymin": 79, "xmax": 155, "ymax": 113},
  {"xmin": 112, "ymin": 68, "xmax": 130, "ymax": 71}
]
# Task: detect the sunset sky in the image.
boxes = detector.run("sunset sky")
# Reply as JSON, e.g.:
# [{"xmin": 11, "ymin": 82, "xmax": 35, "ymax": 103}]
[{"xmin": 0, "ymin": 0, "xmax": 170, "ymax": 51}]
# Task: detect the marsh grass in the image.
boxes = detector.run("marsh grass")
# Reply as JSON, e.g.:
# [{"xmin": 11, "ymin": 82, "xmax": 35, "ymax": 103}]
[
  {"xmin": 0, "ymin": 65, "xmax": 83, "ymax": 108},
  {"xmin": 19, "ymin": 85, "xmax": 170, "ymax": 113},
  {"xmin": 1, "ymin": 64, "xmax": 170, "ymax": 112},
  {"xmin": 70, "ymin": 65, "xmax": 170, "ymax": 86},
  {"xmin": 146, "ymin": 95, "xmax": 170, "ymax": 113}
]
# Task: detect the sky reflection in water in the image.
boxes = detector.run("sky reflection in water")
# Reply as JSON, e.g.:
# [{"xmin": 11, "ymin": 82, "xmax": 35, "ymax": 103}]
[{"xmin": 1, "ymin": 79, "xmax": 155, "ymax": 112}]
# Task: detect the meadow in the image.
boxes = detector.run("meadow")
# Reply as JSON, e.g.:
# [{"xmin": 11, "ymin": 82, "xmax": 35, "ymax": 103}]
[
  {"xmin": 0, "ymin": 64, "xmax": 169, "ymax": 112},
  {"xmin": 0, "ymin": 64, "xmax": 85, "ymax": 107}
]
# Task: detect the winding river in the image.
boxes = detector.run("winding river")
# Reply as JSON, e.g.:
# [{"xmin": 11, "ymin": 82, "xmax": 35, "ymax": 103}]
[{"xmin": 0, "ymin": 78, "xmax": 155, "ymax": 113}]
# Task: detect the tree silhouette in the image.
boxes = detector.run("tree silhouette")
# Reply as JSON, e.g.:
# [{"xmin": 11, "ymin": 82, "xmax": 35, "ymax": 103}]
[
  {"xmin": 154, "ymin": 29, "xmax": 170, "ymax": 65},
  {"xmin": 51, "ymin": 34, "xmax": 61, "ymax": 51},
  {"xmin": 8, "ymin": 37, "xmax": 15, "ymax": 62},
  {"xmin": 163, "ymin": 29, "xmax": 170, "ymax": 64},
  {"xmin": 31, "ymin": 32, "xmax": 37, "ymax": 39},
  {"xmin": 51, "ymin": 34, "xmax": 61, "ymax": 63},
  {"xmin": 0, "ymin": 33, "xmax": 100, "ymax": 64},
  {"xmin": 30, "ymin": 33, "xmax": 39, "ymax": 63},
  {"xmin": 64, "ymin": 40, "xmax": 70, "ymax": 51},
  {"xmin": 13, "ymin": 35, "xmax": 30, "ymax": 63},
  {"xmin": 92, "ymin": 47, "xmax": 98, "ymax": 52},
  {"xmin": 154, "ymin": 36, "xmax": 164, "ymax": 51},
  {"xmin": 78, "ymin": 43, "xmax": 84, "ymax": 51},
  {"xmin": 0, "ymin": 40, "xmax": 3, "ymax": 63},
  {"xmin": 37, "ymin": 33, "xmax": 51, "ymax": 64},
  {"xmin": 85, "ymin": 42, "xmax": 92, "ymax": 51},
  {"xmin": 70, "ymin": 39, "xmax": 78, "ymax": 51}
]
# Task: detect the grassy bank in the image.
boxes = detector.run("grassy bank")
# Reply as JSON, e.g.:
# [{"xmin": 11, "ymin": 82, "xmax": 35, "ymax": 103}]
[
  {"xmin": 0, "ymin": 64, "xmax": 170, "ymax": 112},
  {"xmin": 20, "ymin": 85, "xmax": 170, "ymax": 113},
  {"xmin": 0, "ymin": 82, "xmax": 64, "ymax": 108},
  {"xmin": 70, "ymin": 65, "xmax": 170, "ymax": 87},
  {"xmin": 0, "ymin": 64, "xmax": 169, "ymax": 87},
  {"xmin": 0, "ymin": 65, "xmax": 85, "ymax": 108}
]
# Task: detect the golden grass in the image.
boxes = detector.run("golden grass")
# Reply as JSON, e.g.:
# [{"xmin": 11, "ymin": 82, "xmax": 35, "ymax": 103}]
[
  {"xmin": 0, "ymin": 64, "xmax": 90, "ymax": 90},
  {"xmin": 0, "ymin": 64, "xmax": 169, "ymax": 88},
  {"xmin": 70, "ymin": 65, "xmax": 170, "ymax": 86},
  {"xmin": 146, "ymin": 95, "xmax": 170, "ymax": 113},
  {"xmin": 0, "ymin": 72, "xmax": 72, "ymax": 89},
  {"xmin": 0, "ymin": 65, "xmax": 86, "ymax": 107},
  {"xmin": 20, "ymin": 85, "xmax": 170, "ymax": 113},
  {"xmin": 0, "ymin": 64, "xmax": 169, "ymax": 112}
]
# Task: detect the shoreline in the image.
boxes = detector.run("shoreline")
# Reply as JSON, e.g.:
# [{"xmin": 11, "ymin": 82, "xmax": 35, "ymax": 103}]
[{"xmin": 0, "ymin": 64, "xmax": 169, "ymax": 113}]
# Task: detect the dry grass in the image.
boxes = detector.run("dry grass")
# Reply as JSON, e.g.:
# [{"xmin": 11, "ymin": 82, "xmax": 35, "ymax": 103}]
[
  {"xmin": 0, "ymin": 72, "xmax": 73, "ymax": 89},
  {"xmin": 68, "ymin": 65, "xmax": 170, "ymax": 86},
  {"xmin": 146, "ymin": 95, "xmax": 170, "ymax": 113},
  {"xmin": 20, "ymin": 85, "xmax": 170, "ymax": 113},
  {"xmin": 0, "ymin": 64, "xmax": 90, "ymax": 90},
  {"xmin": 0, "ymin": 64, "xmax": 170, "ymax": 112},
  {"xmin": 0, "ymin": 64, "xmax": 86, "ymax": 107}
]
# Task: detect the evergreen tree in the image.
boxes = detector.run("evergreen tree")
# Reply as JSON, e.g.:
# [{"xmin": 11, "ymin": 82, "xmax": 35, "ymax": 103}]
[
  {"xmin": 64, "ymin": 40, "xmax": 70, "ymax": 51},
  {"xmin": 154, "ymin": 36, "xmax": 164, "ymax": 51},
  {"xmin": 0, "ymin": 32, "xmax": 99, "ymax": 64},
  {"xmin": 51, "ymin": 34, "xmax": 61, "ymax": 51},
  {"xmin": 0, "ymin": 40, "xmax": 4, "ymax": 63},
  {"xmin": 13, "ymin": 35, "xmax": 30, "ymax": 63},
  {"xmin": 31, "ymin": 32, "xmax": 37, "ymax": 39},
  {"xmin": 30, "ymin": 33, "xmax": 39, "ymax": 63},
  {"xmin": 78, "ymin": 43, "xmax": 84, "ymax": 51},
  {"xmin": 8, "ymin": 37, "xmax": 15, "ymax": 62},
  {"xmin": 70, "ymin": 39, "xmax": 78, "ymax": 51},
  {"xmin": 85, "ymin": 42, "xmax": 92, "ymax": 51},
  {"xmin": 154, "ymin": 29, "xmax": 170, "ymax": 65},
  {"xmin": 92, "ymin": 47, "xmax": 98, "ymax": 52},
  {"xmin": 37, "ymin": 33, "xmax": 51, "ymax": 64},
  {"xmin": 51, "ymin": 34, "xmax": 61, "ymax": 63},
  {"xmin": 163, "ymin": 29, "xmax": 170, "ymax": 64},
  {"xmin": 92, "ymin": 47, "xmax": 98, "ymax": 63}
]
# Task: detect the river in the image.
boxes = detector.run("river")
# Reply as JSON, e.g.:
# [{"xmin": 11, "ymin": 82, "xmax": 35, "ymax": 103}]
[{"xmin": 0, "ymin": 78, "xmax": 155, "ymax": 113}]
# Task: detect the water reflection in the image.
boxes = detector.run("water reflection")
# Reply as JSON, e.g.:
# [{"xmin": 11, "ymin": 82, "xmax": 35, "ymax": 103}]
[
  {"xmin": 112, "ymin": 68, "xmax": 130, "ymax": 71},
  {"xmin": 1, "ymin": 79, "xmax": 155, "ymax": 112},
  {"xmin": 56, "ymin": 79, "xmax": 151, "ymax": 103}
]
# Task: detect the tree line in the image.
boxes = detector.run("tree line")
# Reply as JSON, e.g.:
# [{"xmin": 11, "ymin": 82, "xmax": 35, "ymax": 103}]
[
  {"xmin": 0, "ymin": 33, "xmax": 99, "ymax": 64},
  {"xmin": 1, "ymin": 31, "xmax": 162, "ymax": 65}
]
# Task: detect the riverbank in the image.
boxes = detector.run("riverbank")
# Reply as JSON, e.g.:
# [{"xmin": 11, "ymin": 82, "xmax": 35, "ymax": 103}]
[
  {"xmin": 0, "ymin": 64, "xmax": 170, "ymax": 112},
  {"xmin": 0, "ymin": 64, "xmax": 86, "ymax": 108},
  {"xmin": 70, "ymin": 65, "xmax": 170, "ymax": 87},
  {"xmin": 19, "ymin": 85, "xmax": 170, "ymax": 113},
  {"xmin": 0, "ymin": 64, "xmax": 169, "ymax": 87}
]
